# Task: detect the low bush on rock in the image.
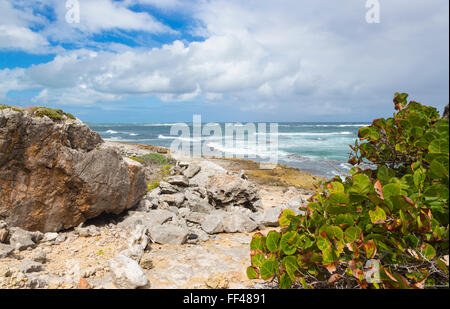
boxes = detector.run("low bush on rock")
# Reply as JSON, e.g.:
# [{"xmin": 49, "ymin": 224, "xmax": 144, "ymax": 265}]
[
  {"xmin": 0, "ymin": 104, "xmax": 23, "ymax": 112},
  {"xmin": 32, "ymin": 107, "xmax": 76, "ymax": 121},
  {"xmin": 130, "ymin": 153, "xmax": 173, "ymax": 165},
  {"xmin": 247, "ymin": 93, "xmax": 449, "ymax": 289},
  {"xmin": 129, "ymin": 153, "xmax": 175, "ymax": 192}
]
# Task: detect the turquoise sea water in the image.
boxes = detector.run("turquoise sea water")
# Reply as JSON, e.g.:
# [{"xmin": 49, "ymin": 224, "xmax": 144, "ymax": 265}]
[{"xmin": 87, "ymin": 122, "xmax": 370, "ymax": 178}]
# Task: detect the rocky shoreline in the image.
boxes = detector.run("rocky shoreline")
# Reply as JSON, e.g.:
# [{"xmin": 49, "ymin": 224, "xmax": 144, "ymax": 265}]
[{"xmin": 0, "ymin": 107, "xmax": 316, "ymax": 289}]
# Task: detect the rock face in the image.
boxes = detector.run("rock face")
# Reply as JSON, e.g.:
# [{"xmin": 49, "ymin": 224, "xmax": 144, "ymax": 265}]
[
  {"xmin": 108, "ymin": 255, "xmax": 149, "ymax": 289},
  {"xmin": 0, "ymin": 108, "xmax": 147, "ymax": 232},
  {"xmin": 206, "ymin": 174, "xmax": 260, "ymax": 210}
]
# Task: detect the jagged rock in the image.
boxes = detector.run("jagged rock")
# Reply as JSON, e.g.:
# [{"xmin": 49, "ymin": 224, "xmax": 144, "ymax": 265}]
[
  {"xmin": 182, "ymin": 164, "xmax": 201, "ymax": 178},
  {"xmin": 25, "ymin": 275, "xmax": 48, "ymax": 289},
  {"xmin": 206, "ymin": 174, "xmax": 261, "ymax": 210},
  {"xmin": 128, "ymin": 224, "xmax": 148, "ymax": 251},
  {"xmin": 201, "ymin": 211, "xmax": 226, "ymax": 234},
  {"xmin": 188, "ymin": 228, "xmax": 209, "ymax": 242},
  {"xmin": 146, "ymin": 187, "xmax": 161, "ymax": 199},
  {"xmin": 0, "ymin": 264, "xmax": 11, "ymax": 277},
  {"xmin": 178, "ymin": 207, "xmax": 191, "ymax": 218},
  {"xmin": 121, "ymin": 246, "xmax": 145, "ymax": 263},
  {"xmin": 54, "ymin": 234, "xmax": 66, "ymax": 244},
  {"xmin": 9, "ymin": 227, "xmax": 36, "ymax": 251},
  {"xmin": 0, "ymin": 108, "xmax": 147, "ymax": 232},
  {"xmin": 159, "ymin": 181, "xmax": 179, "ymax": 194},
  {"xmin": 150, "ymin": 225, "xmax": 189, "ymax": 245},
  {"xmin": 167, "ymin": 175, "xmax": 189, "ymax": 187},
  {"xmin": 121, "ymin": 224, "xmax": 148, "ymax": 262},
  {"xmin": 159, "ymin": 192, "xmax": 185, "ymax": 207},
  {"xmin": 259, "ymin": 207, "xmax": 282, "ymax": 227},
  {"xmin": 75, "ymin": 225, "xmax": 100, "ymax": 237},
  {"xmin": 42, "ymin": 232, "xmax": 58, "ymax": 242},
  {"xmin": 136, "ymin": 199, "xmax": 152, "ymax": 212},
  {"xmin": 19, "ymin": 260, "xmax": 44, "ymax": 273},
  {"xmin": 30, "ymin": 248, "xmax": 47, "ymax": 263},
  {"xmin": 184, "ymin": 191, "xmax": 215, "ymax": 214},
  {"xmin": 0, "ymin": 244, "xmax": 14, "ymax": 258},
  {"xmin": 443, "ymin": 104, "xmax": 449, "ymax": 119},
  {"xmin": 223, "ymin": 212, "xmax": 258, "ymax": 233},
  {"xmin": 108, "ymin": 255, "xmax": 149, "ymax": 289},
  {"xmin": 139, "ymin": 253, "xmax": 154, "ymax": 270},
  {"xmin": 184, "ymin": 212, "xmax": 206, "ymax": 224},
  {"xmin": 189, "ymin": 161, "xmax": 227, "ymax": 187},
  {"xmin": 118, "ymin": 210, "xmax": 174, "ymax": 231},
  {"xmin": 0, "ymin": 228, "xmax": 8, "ymax": 243}
]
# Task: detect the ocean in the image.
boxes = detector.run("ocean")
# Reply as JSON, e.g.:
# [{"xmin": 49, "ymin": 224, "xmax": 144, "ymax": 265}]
[{"xmin": 87, "ymin": 122, "xmax": 370, "ymax": 179}]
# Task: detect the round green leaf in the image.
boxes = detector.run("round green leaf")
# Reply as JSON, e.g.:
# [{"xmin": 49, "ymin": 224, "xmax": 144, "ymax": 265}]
[
  {"xmin": 266, "ymin": 231, "xmax": 281, "ymax": 253},
  {"xmin": 246, "ymin": 267, "xmax": 259, "ymax": 279},
  {"xmin": 260, "ymin": 260, "xmax": 276, "ymax": 280},
  {"xmin": 280, "ymin": 273, "xmax": 292, "ymax": 289},
  {"xmin": 251, "ymin": 253, "xmax": 266, "ymax": 267},
  {"xmin": 369, "ymin": 207, "xmax": 387, "ymax": 224},
  {"xmin": 345, "ymin": 226, "xmax": 361, "ymax": 243},
  {"xmin": 280, "ymin": 231, "xmax": 298, "ymax": 255},
  {"xmin": 278, "ymin": 209, "xmax": 296, "ymax": 226}
]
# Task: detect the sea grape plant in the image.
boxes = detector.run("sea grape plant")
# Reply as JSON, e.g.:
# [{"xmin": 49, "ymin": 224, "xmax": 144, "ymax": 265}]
[{"xmin": 247, "ymin": 93, "xmax": 449, "ymax": 289}]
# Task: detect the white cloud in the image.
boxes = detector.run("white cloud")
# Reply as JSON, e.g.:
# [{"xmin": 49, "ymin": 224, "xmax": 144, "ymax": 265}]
[
  {"xmin": 0, "ymin": 25, "xmax": 49, "ymax": 51},
  {"xmin": 0, "ymin": 0, "xmax": 448, "ymax": 119},
  {"xmin": 73, "ymin": 0, "xmax": 175, "ymax": 34}
]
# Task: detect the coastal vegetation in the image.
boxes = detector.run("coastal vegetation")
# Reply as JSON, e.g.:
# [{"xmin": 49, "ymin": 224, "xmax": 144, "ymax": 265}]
[
  {"xmin": 128, "ymin": 153, "xmax": 175, "ymax": 192},
  {"xmin": 0, "ymin": 105, "xmax": 76, "ymax": 121},
  {"xmin": 247, "ymin": 93, "xmax": 449, "ymax": 289}
]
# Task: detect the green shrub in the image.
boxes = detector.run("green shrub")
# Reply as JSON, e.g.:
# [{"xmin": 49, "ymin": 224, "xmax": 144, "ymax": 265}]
[
  {"xmin": 0, "ymin": 104, "xmax": 23, "ymax": 112},
  {"xmin": 32, "ymin": 107, "xmax": 76, "ymax": 121},
  {"xmin": 136, "ymin": 153, "xmax": 172, "ymax": 165},
  {"xmin": 147, "ymin": 180, "xmax": 160, "ymax": 191},
  {"xmin": 129, "ymin": 153, "xmax": 175, "ymax": 192},
  {"xmin": 247, "ymin": 93, "xmax": 449, "ymax": 289}
]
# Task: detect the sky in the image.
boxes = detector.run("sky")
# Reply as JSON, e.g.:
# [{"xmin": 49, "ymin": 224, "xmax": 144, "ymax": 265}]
[{"xmin": 0, "ymin": 0, "xmax": 448, "ymax": 123}]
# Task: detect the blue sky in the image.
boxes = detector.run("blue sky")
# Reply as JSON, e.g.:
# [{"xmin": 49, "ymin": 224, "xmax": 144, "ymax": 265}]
[{"xmin": 0, "ymin": 0, "xmax": 448, "ymax": 123}]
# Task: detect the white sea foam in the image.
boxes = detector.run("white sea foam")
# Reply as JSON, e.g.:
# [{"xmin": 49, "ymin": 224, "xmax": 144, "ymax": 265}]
[
  {"xmin": 257, "ymin": 131, "xmax": 354, "ymax": 136},
  {"xmin": 144, "ymin": 123, "xmax": 176, "ymax": 127}
]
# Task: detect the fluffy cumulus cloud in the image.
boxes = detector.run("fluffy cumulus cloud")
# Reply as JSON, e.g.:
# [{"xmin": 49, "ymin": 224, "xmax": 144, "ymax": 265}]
[{"xmin": 0, "ymin": 0, "xmax": 448, "ymax": 120}]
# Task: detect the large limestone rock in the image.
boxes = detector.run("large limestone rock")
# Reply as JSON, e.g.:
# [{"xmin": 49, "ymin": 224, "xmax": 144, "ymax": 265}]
[
  {"xmin": 206, "ymin": 174, "xmax": 261, "ymax": 210},
  {"xmin": 0, "ymin": 108, "xmax": 147, "ymax": 232}
]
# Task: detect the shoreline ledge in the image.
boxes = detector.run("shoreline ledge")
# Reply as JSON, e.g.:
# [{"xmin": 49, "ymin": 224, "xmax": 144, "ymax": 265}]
[{"xmin": 110, "ymin": 140, "xmax": 324, "ymax": 192}]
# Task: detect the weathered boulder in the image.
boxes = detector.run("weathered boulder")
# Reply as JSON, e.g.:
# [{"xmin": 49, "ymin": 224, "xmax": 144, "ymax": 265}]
[
  {"xmin": 108, "ymin": 254, "xmax": 149, "ymax": 289},
  {"xmin": 166, "ymin": 175, "xmax": 189, "ymax": 187},
  {"xmin": 158, "ymin": 192, "xmax": 185, "ymax": 207},
  {"xmin": 0, "ymin": 108, "xmax": 147, "ymax": 232},
  {"xmin": 223, "ymin": 212, "xmax": 258, "ymax": 233},
  {"xmin": 18, "ymin": 260, "xmax": 44, "ymax": 273},
  {"xmin": 150, "ymin": 225, "xmax": 189, "ymax": 245},
  {"xmin": 206, "ymin": 174, "xmax": 261, "ymax": 210},
  {"xmin": 0, "ymin": 244, "xmax": 14, "ymax": 258},
  {"xmin": 201, "ymin": 210, "xmax": 226, "ymax": 234},
  {"xmin": 8, "ymin": 227, "xmax": 39, "ymax": 251},
  {"xmin": 117, "ymin": 209, "xmax": 174, "ymax": 231},
  {"xmin": 183, "ymin": 191, "xmax": 215, "ymax": 214},
  {"xmin": 182, "ymin": 163, "xmax": 201, "ymax": 178},
  {"xmin": 189, "ymin": 160, "xmax": 227, "ymax": 187}
]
